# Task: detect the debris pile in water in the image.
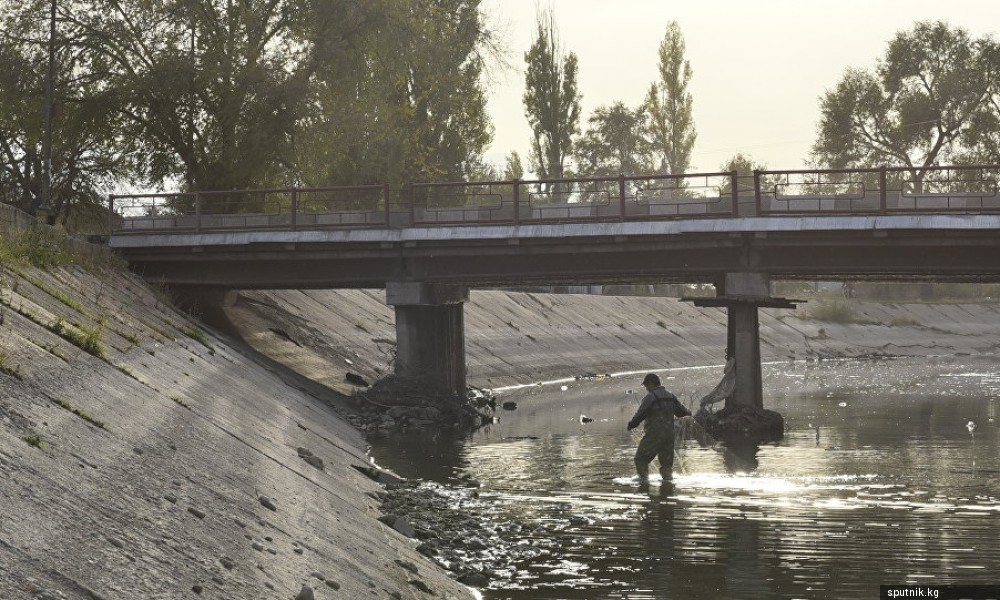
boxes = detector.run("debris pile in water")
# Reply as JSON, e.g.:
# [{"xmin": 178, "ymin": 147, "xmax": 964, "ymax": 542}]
[
  {"xmin": 695, "ymin": 405, "xmax": 784, "ymax": 443},
  {"xmin": 349, "ymin": 376, "xmax": 495, "ymax": 434}
]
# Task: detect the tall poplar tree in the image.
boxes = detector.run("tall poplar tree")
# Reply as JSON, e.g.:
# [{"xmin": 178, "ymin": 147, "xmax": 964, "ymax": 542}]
[
  {"xmin": 645, "ymin": 21, "xmax": 696, "ymax": 176},
  {"xmin": 523, "ymin": 10, "xmax": 581, "ymax": 186}
]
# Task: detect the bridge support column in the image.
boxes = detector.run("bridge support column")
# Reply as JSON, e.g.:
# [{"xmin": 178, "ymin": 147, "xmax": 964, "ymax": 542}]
[
  {"xmin": 721, "ymin": 273, "xmax": 771, "ymax": 410},
  {"xmin": 684, "ymin": 273, "xmax": 799, "ymax": 442},
  {"xmin": 386, "ymin": 282, "xmax": 469, "ymax": 396}
]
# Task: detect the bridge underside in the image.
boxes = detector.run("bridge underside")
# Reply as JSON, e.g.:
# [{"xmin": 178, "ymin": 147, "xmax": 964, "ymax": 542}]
[{"xmin": 117, "ymin": 227, "xmax": 1000, "ymax": 289}]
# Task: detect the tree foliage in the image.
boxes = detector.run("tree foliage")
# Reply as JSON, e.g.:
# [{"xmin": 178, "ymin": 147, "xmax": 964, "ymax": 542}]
[
  {"xmin": 575, "ymin": 102, "xmax": 653, "ymax": 178},
  {"xmin": 645, "ymin": 21, "xmax": 696, "ymax": 176},
  {"xmin": 503, "ymin": 151, "xmax": 524, "ymax": 180},
  {"xmin": 812, "ymin": 21, "xmax": 1000, "ymax": 180},
  {"xmin": 720, "ymin": 152, "xmax": 766, "ymax": 195},
  {"xmin": 523, "ymin": 10, "xmax": 581, "ymax": 183},
  {"xmin": 0, "ymin": 0, "xmax": 130, "ymax": 227},
  {"xmin": 298, "ymin": 0, "xmax": 494, "ymax": 188},
  {"xmin": 0, "ymin": 0, "xmax": 497, "ymax": 223}
]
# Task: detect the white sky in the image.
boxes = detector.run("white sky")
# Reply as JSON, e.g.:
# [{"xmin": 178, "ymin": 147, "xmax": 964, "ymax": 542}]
[{"xmin": 479, "ymin": 0, "xmax": 1000, "ymax": 175}]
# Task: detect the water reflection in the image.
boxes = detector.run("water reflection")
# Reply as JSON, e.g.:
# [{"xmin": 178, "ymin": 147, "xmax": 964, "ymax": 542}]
[{"xmin": 369, "ymin": 356, "xmax": 1000, "ymax": 599}]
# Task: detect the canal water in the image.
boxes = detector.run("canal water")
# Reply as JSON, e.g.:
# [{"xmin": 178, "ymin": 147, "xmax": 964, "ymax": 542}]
[{"xmin": 370, "ymin": 356, "xmax": 1000, "ymax": 599}]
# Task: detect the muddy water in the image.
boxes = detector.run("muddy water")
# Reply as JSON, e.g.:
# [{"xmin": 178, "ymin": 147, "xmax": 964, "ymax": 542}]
[{"xmin": 370, "ymin": 357, "xmax": 1000, "ymax": 599}]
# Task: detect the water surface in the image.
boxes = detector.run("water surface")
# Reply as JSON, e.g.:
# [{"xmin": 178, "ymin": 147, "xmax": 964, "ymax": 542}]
[{"xmin": 371, "ymin": 356, "xmax": 1000, "ymax": 599}]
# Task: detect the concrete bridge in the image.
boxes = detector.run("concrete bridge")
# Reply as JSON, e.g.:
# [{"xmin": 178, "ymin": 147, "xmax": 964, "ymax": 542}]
[{"xmin": 109, "ymin": 165, "xmax": 1000, "ymax": 413}]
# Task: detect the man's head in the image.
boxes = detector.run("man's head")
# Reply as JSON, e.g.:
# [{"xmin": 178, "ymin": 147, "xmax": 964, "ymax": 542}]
[{"xmin": 641, "ymin": 373, "xmax": 660, "ymax": 390}]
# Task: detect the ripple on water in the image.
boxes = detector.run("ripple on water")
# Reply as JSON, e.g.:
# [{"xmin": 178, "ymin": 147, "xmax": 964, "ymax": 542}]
[{"xmin": 370, "ymin": 356, "xmax": 1000, "ymax": 599}]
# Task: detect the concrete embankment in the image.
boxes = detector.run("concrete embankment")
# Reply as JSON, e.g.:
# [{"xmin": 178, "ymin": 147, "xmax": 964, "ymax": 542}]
[
  {"xmin": 223, "ymin": 288, "xmax": 1000, "ymax": 393},
  {"xmin": 0, "ymin": 228, "xmax": 471, "ymax": 597}
]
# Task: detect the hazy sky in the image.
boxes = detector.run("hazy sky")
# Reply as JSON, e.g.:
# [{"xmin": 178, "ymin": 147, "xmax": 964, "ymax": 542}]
[{"xmin": 479, "ymin": 0, "xmax": 1000, "ymax": 175}]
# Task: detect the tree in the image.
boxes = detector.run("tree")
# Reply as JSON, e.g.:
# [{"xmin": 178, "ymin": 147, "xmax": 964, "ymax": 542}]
[
  {"xmin": 645, "ymin": 21, "xmax": 696, "ymax": 176},
  {"xmin": 812, "ymin": 21, "xmax": 1000, "ymax": 183},
  {"xmin": 957, "ymin": 37, "xmax": 1000, "ymax": 165},
  {"xmin": 720, "ymin": 152, "xmax": 765, "ymax": 195},
  {"xmin": 0, "ymin": 1, "xmax": 130, "ymax": 228},
  {"xmin": 298, "ymin": 0, "xmax": 495, "ymax": 189},
  {"xmin": 22, "ymin": 0, "xmax": 390, "ymax": 209},
  {"xmin": 503, "ymin": 151, "xmax": 524, "ymax": 180},
  {"xmin": 575, "ymin": 102, "xmax": 653, "ymax": 179},
  {"xmin": 523, "ymin": 10, "xmax": 581, "ymax": 185},
  {"xmin": 0, "ymin": 0, "xmax": 500, "ymax": 222}
]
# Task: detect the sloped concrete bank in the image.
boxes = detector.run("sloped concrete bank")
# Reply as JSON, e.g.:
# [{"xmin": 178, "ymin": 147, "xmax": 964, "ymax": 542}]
[
  {"xmin": 0, "ymin": 244, "xmax": 472, "ymax": 596},
  {"xmin": 222, "ymin": 289, "xmax": 1000, "ymax": 394}
]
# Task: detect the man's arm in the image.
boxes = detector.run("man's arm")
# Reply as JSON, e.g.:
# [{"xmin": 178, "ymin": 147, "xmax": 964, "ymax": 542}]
[
  {"xmin": 627, "ymin": 394, "xmax": 655, "ymax": 430},
  {"xmin": 674, "ymin": 399, "xmax": 692, "ymax": 418}
]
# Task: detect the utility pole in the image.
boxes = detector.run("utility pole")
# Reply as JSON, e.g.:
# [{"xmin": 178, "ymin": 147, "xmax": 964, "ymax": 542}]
[{"xmin": 38, "ymin": 0, "xmax": 56, "ymax": 223}]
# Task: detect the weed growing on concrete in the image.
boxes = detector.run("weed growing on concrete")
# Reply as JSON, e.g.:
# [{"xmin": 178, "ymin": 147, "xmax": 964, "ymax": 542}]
[
  {"xmin": 48, "ymin": 318, "xmax": 106, "ymax": 359},
  {"xmin": 657, "ymin": 320, "xmax": 668, "ymax": 328},
  {"xmin": 182, "ymin": 324, "xmax": 212, "ymax": 350},
  {"xmin": 22, "ymin": 432, "xmax": 44, "ymax": 448},
  {"xmin": 0, "ymin": 228, "xmax": 75, "ymax": 269},
  {"xmin": 0, "ymin": 352, "xmax": 25, "ymax": 379},
  {"xmin": 52, "ymin": 398, "xmax": 106, "ymax": 429},
  {"xmin": 43, "ymin": 343, "xmax": 67, "ymax": 360},
  {"xmin": 808, "ymin": 298, "xmax": 863, "ymax": 324},
  {"xmin": 10, "ymin": 267, "xmax": 85, "ymax": 313},
  {"xmin": 890, "ymin": 315, "xmax": 921, "ymax": 327},
  {"xmin": 108, "ymin": 324, "xmax": 140, "ymax": 346},
  {"xmin": 115, "ymin": 364, "xmax": 142, "ymax": 382}
]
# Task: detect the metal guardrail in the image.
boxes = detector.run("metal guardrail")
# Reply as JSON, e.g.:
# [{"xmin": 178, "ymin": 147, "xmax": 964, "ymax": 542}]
[
  {"xmin": 109, "ymin": 165, "xmax": 1000, "ymax": 234},
  {"xmin": 755, "ymin": 164, "xmax": 1000, "ymax": 215}
]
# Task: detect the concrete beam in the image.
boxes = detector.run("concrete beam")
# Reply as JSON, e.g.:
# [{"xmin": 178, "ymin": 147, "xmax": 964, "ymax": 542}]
[{"xmin": 386, "ymin": 282, "xmax": 469, "ymax": 306}]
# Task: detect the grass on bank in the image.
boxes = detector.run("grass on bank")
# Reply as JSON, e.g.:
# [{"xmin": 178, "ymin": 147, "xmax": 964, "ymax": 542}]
[
  {"xmin": 52, "ymin": 397, "xmax": 106, "ymax": 430},
  {"xmin": 48, "ymin": 318, "xmax": 106, "ymax": 359},
  {"xmin": 807, "ymin": 298, "xmax": 879, "ymax": 325},
  {"xmin": 0, "ymin": 352, "xmax": 25, "ymax": 379},
  {"xmin": 22, "ymin": 432, "xmax": 44, "ymax": 448},
  {"xmin": 183, "ymin": 325, "xmax": 213, "ymax": 351},
  {"xmin": 0, "ymin": 225, "xmax": 124, "ymax": 272}
]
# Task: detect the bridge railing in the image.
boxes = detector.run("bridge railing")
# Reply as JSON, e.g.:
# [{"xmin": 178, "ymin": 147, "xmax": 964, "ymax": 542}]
[
  {"xmin": 109, "ymin": 172, "xmax": 738, "ymax": 233},
  {"xmin": 756, "ymin": 164, "xmax": 1000, "ymax": 215},
  {"xmin": 108, "ymin": 165, "xmax": 1000, "ymax": 234}
]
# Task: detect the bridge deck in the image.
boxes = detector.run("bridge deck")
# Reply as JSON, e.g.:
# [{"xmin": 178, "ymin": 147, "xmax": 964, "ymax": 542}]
[{"xmin": 108, "ymin": 165, "xmax": 1000, "ymax": 288}]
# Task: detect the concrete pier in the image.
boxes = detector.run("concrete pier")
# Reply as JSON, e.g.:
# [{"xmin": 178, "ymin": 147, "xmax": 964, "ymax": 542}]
[
  {"xmin": 386, "ymin": 282, "xmax": 469, "ymax": 395},
  {"xmin": 685, "ymin": 273, "xmax": 798, "ymax": 441}
]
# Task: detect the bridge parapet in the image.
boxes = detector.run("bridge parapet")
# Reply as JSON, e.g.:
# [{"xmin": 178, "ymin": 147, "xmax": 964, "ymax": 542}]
[
  {"xmin": 756, "ymin": 164, "xmax": 1000, "ymax": 215},
  {"xmin": 108, "ymin": 164, "xmax": 1000, "ymax": 235},
  {"xmin": 109, "ymin": 171, "xmax": 740, "ymax": 234}
]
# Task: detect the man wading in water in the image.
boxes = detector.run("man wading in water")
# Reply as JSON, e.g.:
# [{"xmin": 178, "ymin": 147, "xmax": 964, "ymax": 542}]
[{"xmin": 627, "ymin": 374, "xmax": 691, "ymax": 483}]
